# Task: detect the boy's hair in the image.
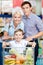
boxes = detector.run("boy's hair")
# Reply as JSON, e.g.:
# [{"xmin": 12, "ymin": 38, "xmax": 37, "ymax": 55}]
[
  {"xmin": 21, "ymin": 1, "xmax": 32, "ymax": 7},
  {"xmin": 14, "ymin": 29, "xmax": 24, "ymax": 35}
]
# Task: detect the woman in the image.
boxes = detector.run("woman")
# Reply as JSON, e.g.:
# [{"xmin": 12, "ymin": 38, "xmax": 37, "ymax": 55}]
[{"xmin": 3, "ymin": 7, "xmax": 24, "ymax": 40}]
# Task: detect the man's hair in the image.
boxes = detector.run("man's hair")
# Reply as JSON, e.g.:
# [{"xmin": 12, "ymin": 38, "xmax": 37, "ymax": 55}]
[
  {"xmin": 14, "ymin": 29, "xmax": 24, "ymax": 35},
  {"xmin": 21, "ymin": 1, "xmax": 32, "ymax": 7}
]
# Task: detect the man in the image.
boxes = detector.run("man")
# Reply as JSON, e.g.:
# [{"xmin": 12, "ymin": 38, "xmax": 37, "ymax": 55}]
[{"xmin": 21, "ymin": 1, "xmax": 43, "ymax": 65}]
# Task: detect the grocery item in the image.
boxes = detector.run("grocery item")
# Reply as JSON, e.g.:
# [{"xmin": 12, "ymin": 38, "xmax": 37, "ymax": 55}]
[
  {"xmin": 9, "ymin": 48, "xmax": 19, "ymax": 56},
  {"xmin": 0, "ymin": 18, "xmax": 2, "ymax": 23},
  {"xmin": 10, "ymin": 54, "xmax": 16, "ymax": 58},
  {"xmin": 38, "ymin": 48, "xmax": 42, "ymax": 55},
  {"xmin": 36, "ymin": 58, "xmax": 43, "ymax": 65},
  {"xmin": 25, "ymin": 47, "xmax": 34, "ymax": 65},
  {"xmin": 4, "ymin": 58, "xmax": 16, "ymax": 65}
]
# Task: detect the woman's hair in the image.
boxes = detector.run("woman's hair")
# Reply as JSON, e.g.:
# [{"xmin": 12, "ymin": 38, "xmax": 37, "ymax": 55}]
[
  {"xmin": 14, "ymin": 29, "xmax": 25, "ymax": 35},
  {"xmin": 12, "ymin": 7, "xmax": 24, "ymax": 16},
  {"xmin": 21, "ymin": 1, "xmax": 32, "ymax": 7}
]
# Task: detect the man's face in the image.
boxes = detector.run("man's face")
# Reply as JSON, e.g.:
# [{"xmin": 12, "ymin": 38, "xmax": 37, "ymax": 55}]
[
  {"xmin": 22, "ymin": 4, "xmax": 32, "ymax": 16},
  {"xmin": 14, "ymin": 31, "xmax": 23, "ymax": 42}
]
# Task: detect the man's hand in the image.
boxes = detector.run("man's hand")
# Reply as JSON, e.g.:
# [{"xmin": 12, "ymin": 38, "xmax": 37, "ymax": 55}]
[{"xmin": 26, "ymin": 37, "xmax": 33, "ymax": 41}]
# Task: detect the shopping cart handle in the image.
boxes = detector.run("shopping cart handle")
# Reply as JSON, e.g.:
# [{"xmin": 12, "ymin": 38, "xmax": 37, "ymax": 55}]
[
  {"xmin": 29, "ymin": 38, "xmax": 36, "ymax": 42},
  {"xmin": 26, "ymin": 44, "xmax": 32, "ymax": 47}
]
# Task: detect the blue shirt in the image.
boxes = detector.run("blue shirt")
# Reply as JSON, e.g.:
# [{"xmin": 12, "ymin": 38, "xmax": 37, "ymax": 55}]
[
  {"xmin": 3, "ymin": 20, "xmax": 24, "ymax": 36},
  {"xmin": 22, "ymin": 13, "xmax": 43, "ymax": 38}
]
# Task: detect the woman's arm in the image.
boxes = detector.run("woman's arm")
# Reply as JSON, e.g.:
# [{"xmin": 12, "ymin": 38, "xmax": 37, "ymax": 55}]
[{"xmin": 3, "ymin": 31, "xmax": 12, "ymax": 40}]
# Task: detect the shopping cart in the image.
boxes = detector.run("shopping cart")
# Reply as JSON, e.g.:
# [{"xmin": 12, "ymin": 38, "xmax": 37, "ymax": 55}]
[{"xmin": 3, "ymin": 47, "xmax": 34, "ymax": 65}]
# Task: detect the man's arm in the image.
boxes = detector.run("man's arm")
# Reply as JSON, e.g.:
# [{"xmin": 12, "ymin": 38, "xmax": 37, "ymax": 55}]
[
  {"xmin": 32, "ymin": 31, "xmax": 43, "ymax": 39},
  {"xmin": 26, "ymin": 31, "xmax": 43, "ymax": 41}
]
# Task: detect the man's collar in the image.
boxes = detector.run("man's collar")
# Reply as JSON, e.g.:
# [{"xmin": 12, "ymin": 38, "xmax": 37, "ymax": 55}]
[{"xmin": 23, "ymin": 13, "xmax": 33, "ymax": 19}]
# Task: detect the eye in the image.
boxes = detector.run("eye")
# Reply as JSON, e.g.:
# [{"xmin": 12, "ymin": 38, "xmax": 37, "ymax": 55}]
[
  {"xmin": 22, "ymin": 8, "xmax": 25, "ymax": 10},
  {"xmin": 15, "ymin": 34, "xmax": 18, "ymax": 36},
  {"xmin": 19, "ymin": 34, "xmax": 21, "ymax": 36},
  {"xmin": 14, "ymin": 16, "xmax": 21, "ymax": 18},
  {"xmin": 18, "ymin": 17, "xmax": 21, "ymax": 18},
  {"xmin": 22, "ymin": 7, "xmax": 29, "ymax": 10},
  {"xmin": 14, "ymin": 16, "xmax": 17, "ymax": 18},
  {"xmin": 26, "ymin": 7, "xmax": 29, "ymax": 9}
]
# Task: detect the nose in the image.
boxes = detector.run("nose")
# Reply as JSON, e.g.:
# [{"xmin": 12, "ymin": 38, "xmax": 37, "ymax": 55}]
[{"xmin": 24, "ymin": 8, "xmax": 27, "ymax": 12}]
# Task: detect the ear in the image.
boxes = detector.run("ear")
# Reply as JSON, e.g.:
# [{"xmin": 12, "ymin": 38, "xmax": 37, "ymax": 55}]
[
  {"xmin": 30, "ymin": 7, "xmax": 32, "ymax": 11},
  {"xmin": 22, "ymin": 35, "xmax": 24, "ymax": 39}
]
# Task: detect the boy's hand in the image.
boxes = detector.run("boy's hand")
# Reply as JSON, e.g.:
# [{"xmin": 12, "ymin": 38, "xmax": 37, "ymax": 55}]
[
  {"xmin": 32, "ymin": 42, "xmax": 36, "ymax": 48},
  {"xmin": 29, "ymin": 42, "xmax": 36, "ymax": 48}
]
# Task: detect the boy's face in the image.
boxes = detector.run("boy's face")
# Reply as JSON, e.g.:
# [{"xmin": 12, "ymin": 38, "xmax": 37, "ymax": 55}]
[
  {"xmin": 14, "ymin": 31, "xmax": 23, "ymax": 42},
  {"xmin": 13, "ymin": 12, "xmax": 22, "ymax": 24},
  {"xmin": 22, "ymin": 4, "xmax": 32, "ymax": 16}
]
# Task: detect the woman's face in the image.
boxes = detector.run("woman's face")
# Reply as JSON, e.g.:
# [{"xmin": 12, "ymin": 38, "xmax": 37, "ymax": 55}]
[{"xmin": 13, "ymin": 12, "xmax": 22, "ymax": 24}]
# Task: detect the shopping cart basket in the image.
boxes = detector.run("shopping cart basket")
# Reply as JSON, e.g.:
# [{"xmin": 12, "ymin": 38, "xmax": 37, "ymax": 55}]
[{"xmin": 3, "ymin": 47, "xmax": 34, "ymax": 65}]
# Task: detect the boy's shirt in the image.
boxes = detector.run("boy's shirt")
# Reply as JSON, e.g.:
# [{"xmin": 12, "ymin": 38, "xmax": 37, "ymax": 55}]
[{"xmin": 9, "ymin": 39, "xmax": 28, "ymax": 54}]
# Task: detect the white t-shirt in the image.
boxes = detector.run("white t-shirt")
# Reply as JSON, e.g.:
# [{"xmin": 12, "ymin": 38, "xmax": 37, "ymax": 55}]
[{"xmin": 9, "ymin": 39, "xmax": 29, "ymax": 54}]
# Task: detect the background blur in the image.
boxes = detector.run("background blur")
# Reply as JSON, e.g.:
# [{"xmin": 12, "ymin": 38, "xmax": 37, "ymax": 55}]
[{"xmin": 0, "ymin": 0, "xmax": 42, "ymax": 16}]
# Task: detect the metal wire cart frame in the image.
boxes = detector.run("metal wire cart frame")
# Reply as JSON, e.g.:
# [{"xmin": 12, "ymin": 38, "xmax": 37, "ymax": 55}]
[{"xmin": 3, "ymin": 47, "xmax": 34, "ymax": 65}]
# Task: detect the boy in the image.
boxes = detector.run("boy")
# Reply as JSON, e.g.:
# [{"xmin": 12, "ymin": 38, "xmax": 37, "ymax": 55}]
[
  {"xmin": 3, "ymin": 29, "xmax": 36, "ymax": 65},
  {"xmin": 3, "ymin": 29, "xmax": 36, "ymax": 53}
]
